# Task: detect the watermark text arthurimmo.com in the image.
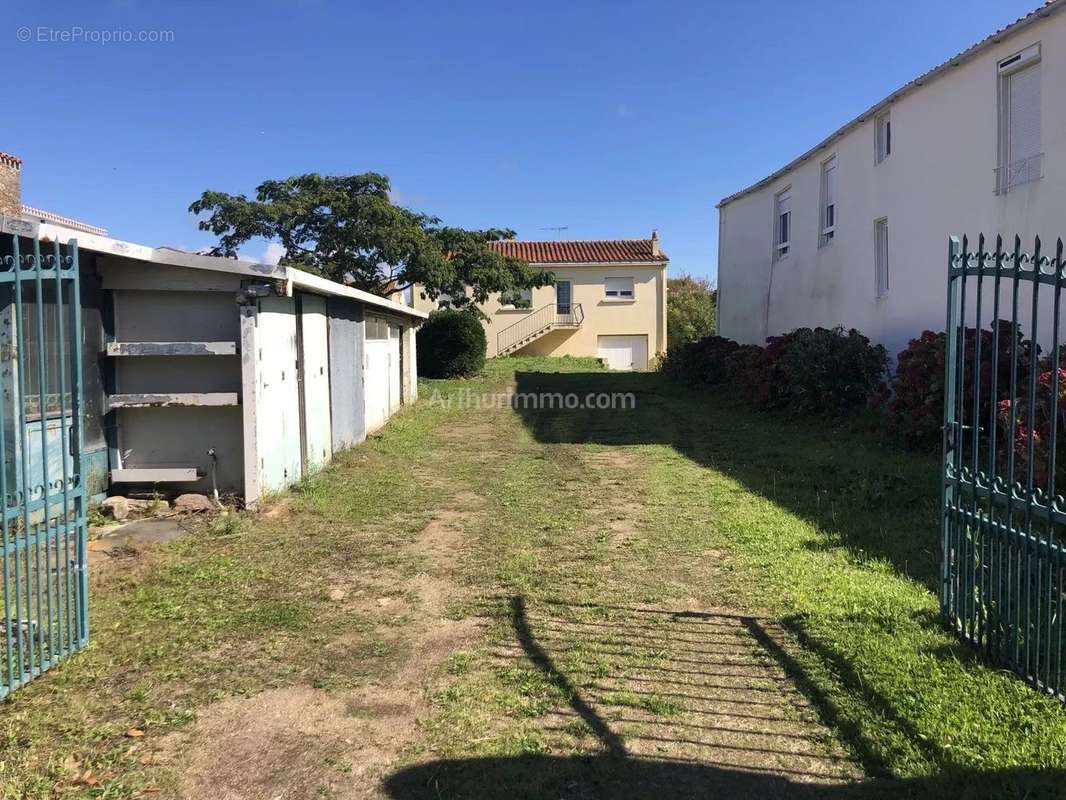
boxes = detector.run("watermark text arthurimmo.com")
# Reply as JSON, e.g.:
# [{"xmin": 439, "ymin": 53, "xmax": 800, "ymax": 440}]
[
  {"xmin": 428, "ymin": 389, "xmax": 637, "ymax": 411},
  {"xmin": 16, "ymin": 26, "xmax": 175, "ymax": 44}
]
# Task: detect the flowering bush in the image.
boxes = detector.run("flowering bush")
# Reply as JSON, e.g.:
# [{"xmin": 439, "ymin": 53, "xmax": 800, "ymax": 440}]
[
  {"xmin": 888, "ymin": 321, "xmax": 1035, "ymax": 450},
  {"xmin": 997, "ymin": 361, "xmax": 1066, "ymax": 491},
  {"xmin": 660, "ymin": 335, "xmax": 740, "ymax": 386}
]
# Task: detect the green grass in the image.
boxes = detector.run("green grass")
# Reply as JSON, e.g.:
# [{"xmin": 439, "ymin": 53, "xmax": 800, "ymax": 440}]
[{"xmin": 4, "ymin": 355, "xmax": 1066, "ymax": 798}]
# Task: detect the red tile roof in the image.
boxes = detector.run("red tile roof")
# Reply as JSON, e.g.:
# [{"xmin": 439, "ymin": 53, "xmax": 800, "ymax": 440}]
[{"xmin": 488, "ymin": 237, "xmax": 667, "ymax": 264}]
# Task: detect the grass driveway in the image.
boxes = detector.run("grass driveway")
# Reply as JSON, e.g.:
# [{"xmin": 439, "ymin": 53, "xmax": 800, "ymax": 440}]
[{"xmin": 3, "ymin": 357, "xmax": 1066, "ymax": 799}]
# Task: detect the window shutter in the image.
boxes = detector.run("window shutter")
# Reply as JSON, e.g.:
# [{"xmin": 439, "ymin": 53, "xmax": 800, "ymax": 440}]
[{"xmin": 1008, "ymin": 62, "xmax": 1041, "ymax": 164}]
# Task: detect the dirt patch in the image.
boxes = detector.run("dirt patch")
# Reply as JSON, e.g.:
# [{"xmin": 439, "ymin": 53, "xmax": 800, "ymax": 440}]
[{"xmin": 171, "ymin": 492, "xmax": 486, "ymax": 798}]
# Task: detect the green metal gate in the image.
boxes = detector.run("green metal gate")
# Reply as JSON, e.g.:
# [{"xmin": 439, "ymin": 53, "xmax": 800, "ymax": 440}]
[
  {"xmin": 942, "ymin": 233, "xmax": 1066, "ymax": 698},
  {"xmin": 0, "ymin": 231, "xmax": 88, "ymax": 698}
]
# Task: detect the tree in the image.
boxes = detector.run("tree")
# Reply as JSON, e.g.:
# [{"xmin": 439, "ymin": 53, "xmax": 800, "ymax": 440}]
[
  {"xmin": 667, "ymin": 273, "xmax": 717, "ymax": 349},
  {"xmin": 189, "ymin": 173, "xmax": 553, "ymax": 314}
]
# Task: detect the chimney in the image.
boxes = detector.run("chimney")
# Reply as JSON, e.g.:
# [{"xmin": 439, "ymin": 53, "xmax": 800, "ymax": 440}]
[
  {"xmin": 650, "ymin": 229, "xmax": 660, "ymax": 257},
  {"xmin": 0, "ymin": 152, "xmax": 22, "ymax": 218}
]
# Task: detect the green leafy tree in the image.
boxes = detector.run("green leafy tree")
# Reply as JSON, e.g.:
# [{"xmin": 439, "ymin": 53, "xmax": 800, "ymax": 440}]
[
  {"xmin": 189, "ymin": 173, "xmax": 553, "ymax": 314},
  {"xmin": 667, "ymin": 273, "xmax": 717, "ymax": 348}
]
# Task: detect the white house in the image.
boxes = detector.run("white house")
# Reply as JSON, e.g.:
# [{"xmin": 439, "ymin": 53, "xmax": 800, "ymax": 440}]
[{"xmin": 717, "ymin": 0, "xmax": 1066, "ymax": 357}]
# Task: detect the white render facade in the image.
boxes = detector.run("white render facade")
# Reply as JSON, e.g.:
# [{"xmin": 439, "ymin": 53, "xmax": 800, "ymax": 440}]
[{"xmin": 717, "ymin": 1, "xmax": 1066, "ymax": 358}]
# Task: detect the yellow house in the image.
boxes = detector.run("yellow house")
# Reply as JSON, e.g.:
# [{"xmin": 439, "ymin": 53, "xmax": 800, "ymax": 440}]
[{"xmin": 409, "ymin": 234, "xmax": 668, "ymax": 370}]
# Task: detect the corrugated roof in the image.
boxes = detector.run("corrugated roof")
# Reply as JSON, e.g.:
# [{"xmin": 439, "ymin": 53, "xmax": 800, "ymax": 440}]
[
  {"xmin": 717, "ymin": 0, "xmax": 1066, "ymax": 208},
  {"xmin": 488, "ymin": 238, "xmax": 667, "ymax": 264}
]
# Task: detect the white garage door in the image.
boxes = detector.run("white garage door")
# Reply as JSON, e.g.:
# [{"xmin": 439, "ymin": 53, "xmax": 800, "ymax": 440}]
[
  {"xmin": 597, "ymin": 335, "xmax": 648, "ymax": 371},
  {"xmin": 365, "ymin": 338, "xmax": 390, "ymax": 433}
]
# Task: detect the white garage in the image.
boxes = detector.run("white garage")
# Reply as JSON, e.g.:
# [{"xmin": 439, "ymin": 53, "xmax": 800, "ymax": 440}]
[{"xmin": 597, "ymin": 334, "xmax": 648, "ymax": 371}]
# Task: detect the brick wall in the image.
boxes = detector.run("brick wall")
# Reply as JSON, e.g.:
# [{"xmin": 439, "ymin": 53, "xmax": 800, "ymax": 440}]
[{"xmin": 0, "ymin": 153, "xmax": 22, "ymax": 217}]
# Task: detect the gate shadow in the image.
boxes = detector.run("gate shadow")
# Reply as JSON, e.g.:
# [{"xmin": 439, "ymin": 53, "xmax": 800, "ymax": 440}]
[{"xmin": 383, "ymin": 596, "xmax": 1063, "ymax": 799}]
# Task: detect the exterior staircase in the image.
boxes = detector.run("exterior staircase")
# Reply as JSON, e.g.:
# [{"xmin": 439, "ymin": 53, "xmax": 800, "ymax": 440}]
[{"xmin": 496, "ymin": 303, "xmax": 584, "ymax": 356}]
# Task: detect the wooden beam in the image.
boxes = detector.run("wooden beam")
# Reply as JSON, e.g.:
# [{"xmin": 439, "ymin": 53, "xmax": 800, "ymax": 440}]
[
  {"xmin": 108, "ymin": 393, "xmax": 239, "ymax": 409},
  {"xmin": 106, "ymin": 341, "xmax": 237, "ymax": 357}
]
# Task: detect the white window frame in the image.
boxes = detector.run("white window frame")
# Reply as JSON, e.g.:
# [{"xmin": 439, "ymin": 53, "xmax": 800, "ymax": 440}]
[
  {"xmin": 820, "ymin": 155, "xmax": 837, "ymax": 247},
  {"xmin": 604, "ymin": 276, "xmax": 635, "ymax": 300},
  {"xmin": 874, "ymin": 217, "xmax": 889, "ymax": 299},
  {"xmin": 996, "ymin": 43, "xmax": 1042, "ymax": 194},
  {"xmin": 875, "ymin": 112, "xmax": 891, "ymax": 164},
  {"xmin": 773, "ymin": 187, "xmax": 791, "ymax": 261}
]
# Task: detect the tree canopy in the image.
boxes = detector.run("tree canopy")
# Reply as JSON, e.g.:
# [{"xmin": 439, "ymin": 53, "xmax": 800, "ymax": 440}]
[
  {"xmin": 189, "ymin": 172, "xmax": 553, "ymax": 313},
  {"xmin": 667, "ymin": 273, "xmax": 717, "ymax": 348}
]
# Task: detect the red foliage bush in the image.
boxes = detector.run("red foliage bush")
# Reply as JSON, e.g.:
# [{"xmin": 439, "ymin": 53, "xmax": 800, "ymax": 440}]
[{"xmin": 888, "ymin": 321, "xmax": 1036, "ymax": 450}]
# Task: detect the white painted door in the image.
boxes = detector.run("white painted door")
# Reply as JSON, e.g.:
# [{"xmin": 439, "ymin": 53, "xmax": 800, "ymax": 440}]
[
  {"xmin": 364, "ymin": 338, "xmax": 390, "ymax": 434},
  {"xmin": 299, "ymin": 295, "xmax": 332, "ymax": 472},
  {"xmin": 388, "ymin": 324, "xmax": 402, "ymax": 412},
  {"xmin": 256, "ymin": 297, "xmax": 302, "ymax": 490},
  {"xmin": 596, "ymin": 335, "xmax": 649, "ymax": 371}
]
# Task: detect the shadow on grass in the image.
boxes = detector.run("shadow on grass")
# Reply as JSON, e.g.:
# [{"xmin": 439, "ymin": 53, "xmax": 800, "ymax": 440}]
[
  {"xmin": 384, "ymin": 597, "xmax": 1063, "ymax": 799},
  {"xmin": 509, "ymin": 370, "xmax": 940, "ymax": 590}
]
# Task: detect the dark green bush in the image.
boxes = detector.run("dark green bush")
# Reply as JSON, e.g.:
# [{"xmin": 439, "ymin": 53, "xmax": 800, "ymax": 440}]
[
  {"xmin": 660, "ymin": 335, "xmax": 739, "ymax": 386},
  {"xmin": 417, "ymin": 309, "xmax": 486, "ymax": 378},
  {"xmin": 775, "ymin": 326, "xmax": 887, "ymax": 416}
]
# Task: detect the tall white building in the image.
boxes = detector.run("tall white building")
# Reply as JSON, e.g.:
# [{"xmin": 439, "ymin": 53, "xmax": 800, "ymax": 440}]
[{"xmin": 717, "ymin": 1, "xmax": 1066, "ymax": 357}]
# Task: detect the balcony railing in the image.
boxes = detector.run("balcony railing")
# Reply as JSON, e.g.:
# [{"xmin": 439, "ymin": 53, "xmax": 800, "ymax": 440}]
[
  {"xmin": 496, "ymin": 303, "xmax": 584, "ymax": 355},
  {"xmin": 995, "ymin": 153, "xmax": 1043, "ymax": 195}
]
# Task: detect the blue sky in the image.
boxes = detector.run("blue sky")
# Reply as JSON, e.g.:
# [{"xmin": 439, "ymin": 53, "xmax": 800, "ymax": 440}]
[{"xmin": 1, "ymin": 0, "xmax": 1043, "ymax": 281}]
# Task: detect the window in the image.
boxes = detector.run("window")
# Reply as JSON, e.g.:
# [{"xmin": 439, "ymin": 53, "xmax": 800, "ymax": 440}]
[
  {"xmin": 774, "ymin": 188, "xmax": 791, "ymax": 259},
  {"xmin": 875, "ymin": 112, "xmax": 891, "ymax": 163},
  {"xmin": 875, "ymin": 218, "xmax": 889, "ymax": 299},
  {"xmin": 997, "ymin": 44, "xmax": 1042, "ymax": 193},
  {"xmin": 501, "ymin": 287, "xmax": 533, "ymax": 308},
  {"xmin": 366, "ymin": 315, "xmax": 390, "ymax": 339},
  {"xmin": 820, "ymin": 156, "xmax": 837, "ymax": 246},
  {"xmin": 402, "ymin": 285, "xmax": 414, "ymax": 306},
  {"xmin": 605, "ymin": 277, "xmax": 634, "ymax": 299}
]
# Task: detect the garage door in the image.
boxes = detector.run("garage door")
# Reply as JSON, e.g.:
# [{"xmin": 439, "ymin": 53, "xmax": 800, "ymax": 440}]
[
  {"xmin": 299, "ymin": 294, "xmax": 332, "ymax": 472},
  {"xmin": 597, "ymin": 335, "xmax": 648, "ymax": 371},
  {"xmin": 256, "ymin": 296, "xmax": 302, "ymax": 490}
]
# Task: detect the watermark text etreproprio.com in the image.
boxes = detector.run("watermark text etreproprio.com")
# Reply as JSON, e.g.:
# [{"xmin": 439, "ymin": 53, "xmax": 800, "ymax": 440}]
[
  {"xmin": 16, "ymin": 26, "xmax": 175, "ymax": 44},
  {"xmin": 428, "ymin": 388, "xmax": 637, "ymax": 411}
]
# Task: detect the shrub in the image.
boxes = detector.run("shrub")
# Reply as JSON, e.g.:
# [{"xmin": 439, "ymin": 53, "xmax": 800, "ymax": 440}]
[
  {"xmin": 730, "ymin": 327, "xmax": 886, "ymax": 415},
  {"xmin": 659, "ymin": 335, "xmax": 739, "ymax": 386},
  {"xmin": 417, "ymin": 309, "xmax": 486, "ymax": 378},
  {"xmin": 775, "ymin": 327, "xmax": 887, "ymax": 416},
  {"xmin": 888, "ymin": 321, "xmax": 1036, "ymax": 450}
]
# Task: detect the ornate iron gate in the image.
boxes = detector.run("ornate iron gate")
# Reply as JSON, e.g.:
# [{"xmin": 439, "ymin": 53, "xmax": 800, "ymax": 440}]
[
  {"xmin": 0, "ymin": 231, "xmax": 88, "ymax": 698},
  {"xmin": 942, "ymin": 233, "xmax": 1065, "ymax": 698}
]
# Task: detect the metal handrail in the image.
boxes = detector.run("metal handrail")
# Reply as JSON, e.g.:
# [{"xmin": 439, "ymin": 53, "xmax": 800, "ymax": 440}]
[{"xmin": 496, "ymin": 302, "xmax": 584, "ymax": 354}]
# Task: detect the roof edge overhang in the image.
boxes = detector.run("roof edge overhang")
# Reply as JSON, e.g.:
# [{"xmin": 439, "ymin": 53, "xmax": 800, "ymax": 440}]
[
  {"xmin": 3, "ymin": 218, "xmax": 427, "ymax": 321},
  {"xmin": 715, "ymin": 0, "xmax": 1066, "ymax": 209}
]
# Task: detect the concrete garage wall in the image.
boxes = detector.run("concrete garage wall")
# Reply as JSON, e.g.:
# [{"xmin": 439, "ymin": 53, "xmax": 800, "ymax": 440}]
[
  {"xmin": 717, "ymin": 10, "xmax": 1066, "ymax": 358},
  {"xmin": 327, "ymin": 298, "xmax": 366, "ymax": 450}
]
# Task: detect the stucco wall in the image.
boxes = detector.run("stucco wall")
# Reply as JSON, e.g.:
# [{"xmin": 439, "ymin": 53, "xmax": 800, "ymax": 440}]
[
  {"xmin": 718, "ymin": 10, "xmax": 1066, "ymax": 358},
  {"xmin": 407, "ymin": 263, "xmax": 667, "ymax": 361}
]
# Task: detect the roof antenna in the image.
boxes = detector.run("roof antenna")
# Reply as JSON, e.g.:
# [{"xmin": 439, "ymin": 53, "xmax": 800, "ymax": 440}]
[{"xmin": 539, "ymin": 226, "xmax": 569, "ymax": 240}]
